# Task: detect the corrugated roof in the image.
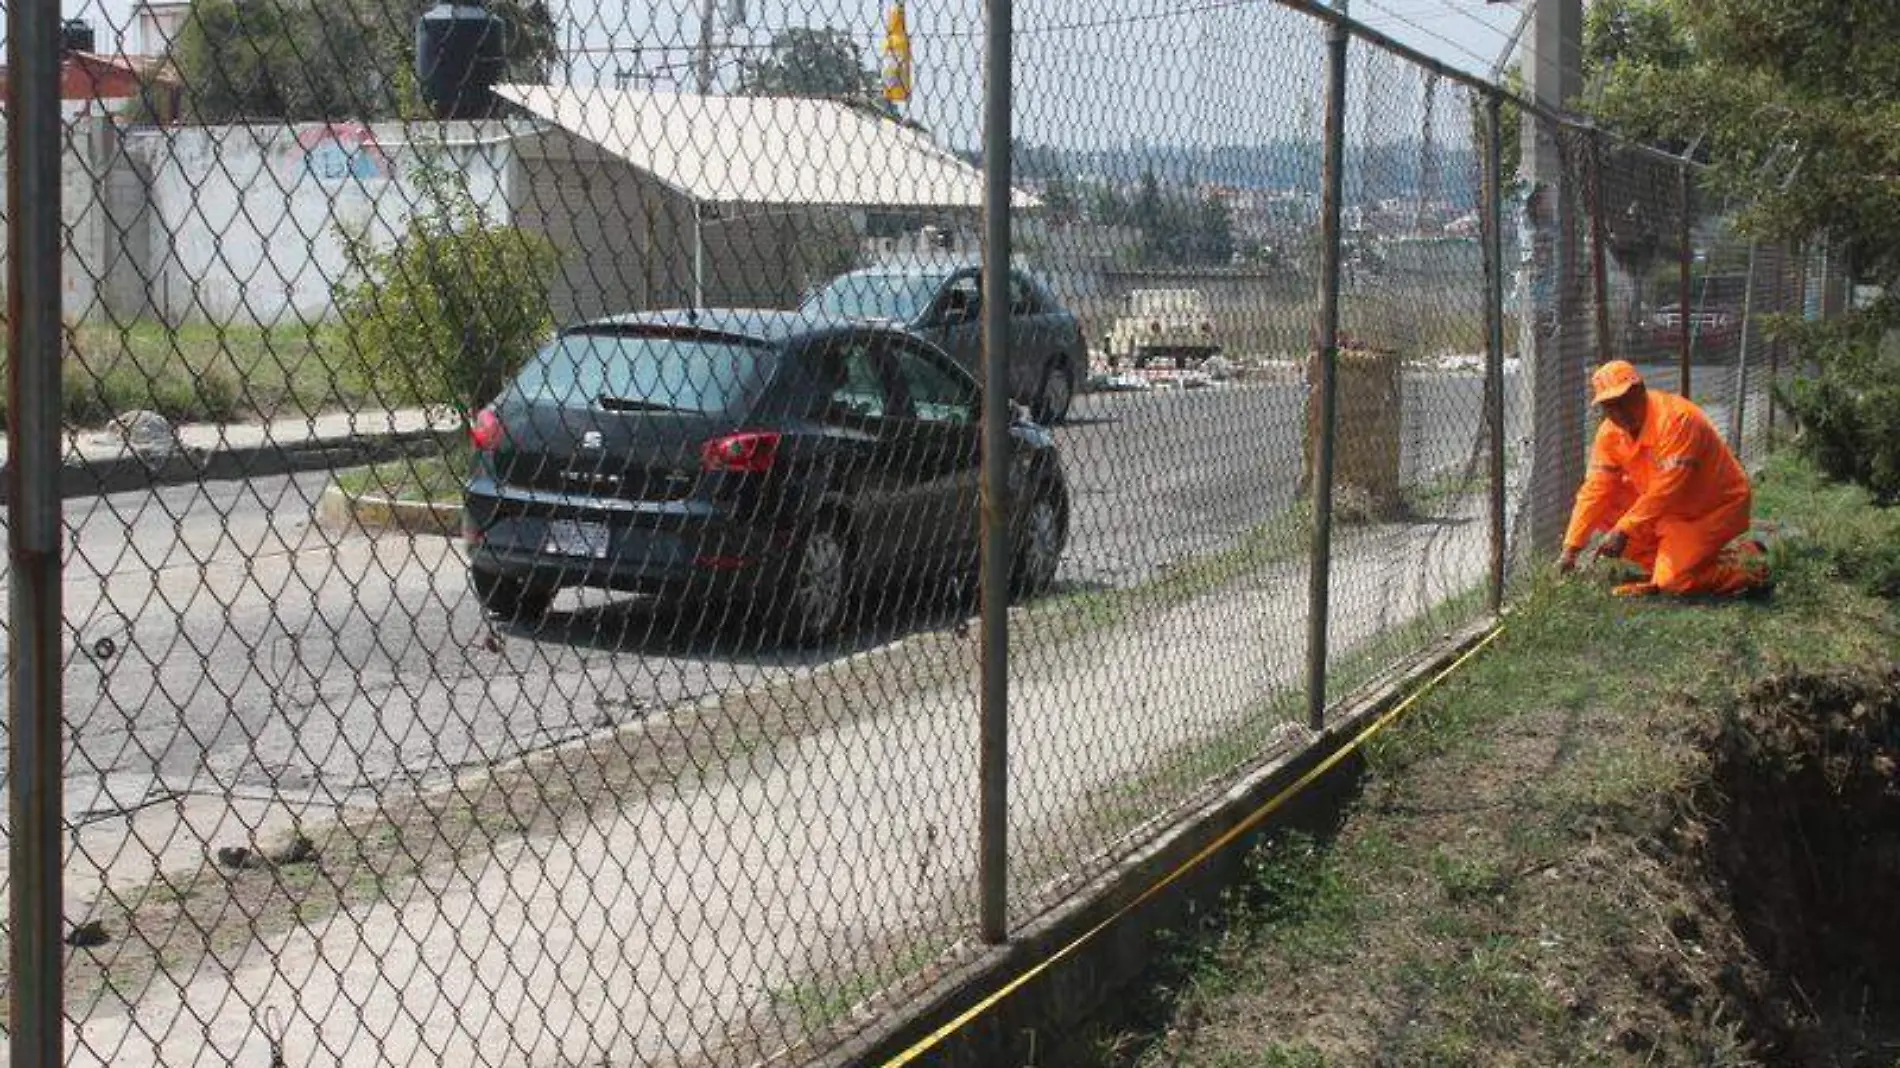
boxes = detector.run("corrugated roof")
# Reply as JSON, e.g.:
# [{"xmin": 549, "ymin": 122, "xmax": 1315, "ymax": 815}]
[{"xmin": 494, "ymin": 84, "xmax": 1036, "ymax": 210}]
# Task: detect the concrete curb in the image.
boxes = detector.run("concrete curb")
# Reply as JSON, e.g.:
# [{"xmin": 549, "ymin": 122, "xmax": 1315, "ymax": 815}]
[
  {"xmin": 0, "ymin": 425, "xmax": 453, "ymax": 503},
  {"xmin": 316, "ymin": 483, "xmax": 462, "ymax": 538}
]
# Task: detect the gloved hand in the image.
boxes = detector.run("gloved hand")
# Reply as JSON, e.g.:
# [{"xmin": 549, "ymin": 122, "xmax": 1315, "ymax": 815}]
[{"xmin": 1597, "ymin": 530, "xmax": 1629, "ymax": 561}]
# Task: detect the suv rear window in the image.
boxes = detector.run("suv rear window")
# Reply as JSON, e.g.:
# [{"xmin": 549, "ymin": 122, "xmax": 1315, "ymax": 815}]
[{"xmin": 510, "ymin": 332, "xmax": 778, "ymax": 415}]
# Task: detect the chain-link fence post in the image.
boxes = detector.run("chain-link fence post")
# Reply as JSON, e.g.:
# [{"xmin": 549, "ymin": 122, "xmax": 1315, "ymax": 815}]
[
  {"xmin": 6, "ymin": 0, "xmax": 69, "ymax": 1061},
  {"xmin": 978, "ymin": 0, "xmax": 1014, "ymax": 947},
  {"xmin": 1677, "ymin": 163, "xmax": 1694, "ymax": 397},
  {"xmin": 1482, "ymin": 94, "xmax": 1508, "ymax": 615},
  {"xmin": 1588, "ymin": 133, "xmax": 1612, "ymax": 366},
  {"xmin": 1303, "ymin": 6, "xmax": 1350, "ymax": 733},
  {"xmin": 1730, "ymin": 241, "xmax": 1759, "ymax": 448}
]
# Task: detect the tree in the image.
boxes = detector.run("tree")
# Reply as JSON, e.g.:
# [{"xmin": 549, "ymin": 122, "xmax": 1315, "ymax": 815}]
[
  {"xmin": 737, "ymin": 27, "xmax": 885, "ymax": 111},
  {"xmin": 1090, "ymin": 182, "xmax": 1129, "ymax": 227},
  {"xmin": 1039, "ymin": 174, "xmax": 1080, "ymax": 225},
  {"xmin": 1189, "ymin": 192, "xmax": 1235, "ymax": 266},
  {"xmin": 1585, "ymin": 0, "xmax": 1900, "ymax": 496},
  {"xmin": 173, "ymin": 0, "xmax": 557, "ymax": 122}
]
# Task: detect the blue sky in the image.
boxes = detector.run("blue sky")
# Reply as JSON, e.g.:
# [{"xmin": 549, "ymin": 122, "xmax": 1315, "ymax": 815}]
[{"xmin": 62, "ymin": 0, "xmax": 1527, "ymax": 149}]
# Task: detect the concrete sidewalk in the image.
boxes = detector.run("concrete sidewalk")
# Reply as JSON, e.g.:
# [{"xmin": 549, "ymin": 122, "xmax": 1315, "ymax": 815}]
[
  {"xmin": 0, "ymin": 407, "xmax": 455, "ymax": 501},
  {"xmin": 43, "ymin": 496, "xmax": 1496, "ymax": 1068}
]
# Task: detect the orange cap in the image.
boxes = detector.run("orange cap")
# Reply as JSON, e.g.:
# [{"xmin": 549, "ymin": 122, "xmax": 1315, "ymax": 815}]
[{"xmin": 1590, "ymin": 360, "xmax": 1645, "ymax": 405}]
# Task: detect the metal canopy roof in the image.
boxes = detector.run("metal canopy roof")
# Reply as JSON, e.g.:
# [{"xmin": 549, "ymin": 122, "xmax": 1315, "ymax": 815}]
[{"xmin": 495, "ymin": 84, "xmax": 1036, "ymax": 210}]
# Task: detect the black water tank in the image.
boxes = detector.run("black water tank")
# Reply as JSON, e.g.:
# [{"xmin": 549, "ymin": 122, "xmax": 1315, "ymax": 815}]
[
  {"xmin": 415, "ymin": 3, "xmax": 509, "ymax": 120},
  {"xmin": 61, "ymin": 18, "xmax": 96, "ymax": 55}
]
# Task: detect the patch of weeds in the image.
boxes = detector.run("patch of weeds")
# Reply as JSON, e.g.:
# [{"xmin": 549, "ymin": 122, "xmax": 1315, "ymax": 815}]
[
  {"xmin": 334, "ymin": 446, "xmax": 467, "ymax": 504},
  {"xmin": 766, "ymin": 938, "xmax": 953, "ymax": 1038},
  {"xmin": 1428, "ymin": 847, "xmax": 1507, "ymax": 903},
  {"xmin": 1245, "ymin": 1046, "xmax": 1335, "ymax": 1068},
  {"xmin": 1231, "ymin": 831, "xmax": 1358, "ymax": 962},
  {"xmin": 1031, "ymin": 505, "xmax": 1313, "ymax": 640}
]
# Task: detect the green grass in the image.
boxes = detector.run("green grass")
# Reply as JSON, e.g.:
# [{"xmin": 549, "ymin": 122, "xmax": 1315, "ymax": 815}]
[
  {"xmin": 1080, "ymin": 451, "xmax": 1900, "ymax": 1068},
  {"xmin": 333, "ymin": 447, "xmax": 469, "ymax": 503},
  {"xmin": 0, "ymin": 319, "xmax": 386, "ymax": 429}
]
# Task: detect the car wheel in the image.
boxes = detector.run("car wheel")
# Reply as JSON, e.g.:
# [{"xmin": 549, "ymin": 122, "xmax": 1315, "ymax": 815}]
[
  {"xmin": 785, "ymin": 523, "xmax": 851, "ymax": 640},
  {"xmin": 1012, "ymin": 478, "xmax": 1066, "ymax": 598},
  {"xmin": 473, "ymin": 570, "xmax": 553, "ymax": 622},
  {"xmin": 1035, "ymin": 360, "xmax": 1074, "ymax": 425}
]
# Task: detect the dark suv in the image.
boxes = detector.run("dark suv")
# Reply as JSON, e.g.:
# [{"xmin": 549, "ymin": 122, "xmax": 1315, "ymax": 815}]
[
  {"xmin": 462, "ymin": 310, "xmax": 1069, "ymax": 639},
  {"xmin": 799, "ymin": 264, "xmax": 1086, "ymax": 424}
]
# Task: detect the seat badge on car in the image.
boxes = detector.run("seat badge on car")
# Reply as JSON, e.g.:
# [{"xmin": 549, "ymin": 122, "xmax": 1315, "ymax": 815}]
[{"xmin": 579, "ymin": 430, "xmax": 604, "ymax": 450}]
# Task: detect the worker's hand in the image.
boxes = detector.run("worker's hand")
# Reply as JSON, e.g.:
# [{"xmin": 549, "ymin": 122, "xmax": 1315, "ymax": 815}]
[
  {"xmin": 1558, "ymin": 547, "xmax": 1581, "ymax": 576},
  {"xmin": 1598, "ymin": 531, "xmax": 1629, "ymax": 561}
]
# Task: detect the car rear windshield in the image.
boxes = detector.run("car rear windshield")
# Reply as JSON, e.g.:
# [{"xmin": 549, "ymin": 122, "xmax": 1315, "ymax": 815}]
[
  {"xmin": 509, "ymin": 332, "xmax": 778, "ymax": 415},
  {"xmin": 801, "ymin": 271, "xmax": 949, "ymax": 323}
]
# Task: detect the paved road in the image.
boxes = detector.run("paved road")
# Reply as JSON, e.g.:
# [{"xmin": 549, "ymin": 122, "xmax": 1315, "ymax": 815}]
[{"xmin": 3, "ymin": 367, "xmax": 1529, "ymax": 897}]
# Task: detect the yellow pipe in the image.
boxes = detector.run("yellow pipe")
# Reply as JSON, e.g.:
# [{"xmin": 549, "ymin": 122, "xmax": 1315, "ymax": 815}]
[{"xmin": 881, "ymin": 626, "xmax": 1505, "ymax": 1067}]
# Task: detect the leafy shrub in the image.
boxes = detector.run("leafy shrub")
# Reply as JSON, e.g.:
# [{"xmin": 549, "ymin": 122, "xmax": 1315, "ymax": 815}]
[
  {"xmin": 1778, "ymin": 297, "xmax": 1900, "ymax": 504},
  {"xmin": 338, "ymin": 160, "xmax": 560, "ymax": 422}
]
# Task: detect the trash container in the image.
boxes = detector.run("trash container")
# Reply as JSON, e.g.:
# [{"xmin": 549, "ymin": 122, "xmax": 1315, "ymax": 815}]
[{"xmin": 1303, "ymin": 341, "xmax": 1404, "ymax": 522}]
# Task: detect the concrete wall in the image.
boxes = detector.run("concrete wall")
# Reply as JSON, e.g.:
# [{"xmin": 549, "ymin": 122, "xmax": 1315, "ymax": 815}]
[
  {"xmin": 128, "ymin": 121, "xmax": 522, "ymax": 326},
  {"xmin": 6, "ymin": 116, "xmax": 872, "ymax": 329},
  {"xmin": 0, "ymin": 117, "xmax": 151, "ymax": 324}
]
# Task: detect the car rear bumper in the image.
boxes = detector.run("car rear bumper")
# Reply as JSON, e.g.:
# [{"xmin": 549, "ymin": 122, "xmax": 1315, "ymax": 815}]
[{"xmin": 463, "ymin": 482, "xmax": 798, "ymax": 599}]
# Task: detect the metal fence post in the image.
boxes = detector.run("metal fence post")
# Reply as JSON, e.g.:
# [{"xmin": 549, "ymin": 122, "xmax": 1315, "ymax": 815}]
[
  {"xmin": 1588, "ymin": 134, "xmax": 1612, "ymax": 365},
  {"xmin": 1304, "ymin": 7, "xmax": 1349, "ymax": 733},
  {"xmin": 1481, "ymin": 96, "xmax": 1508, "ymax": 614},
  {"xmin": 1729, "ymin": 241, "xmax": 1758, "ymax": 448},
  {"xmin": 978, "ymin": 0, "xmax": 1013, "ymax": 946},
  {"xmin": 1677, "ymin": 164, "xmax": 1693, "ymax": 397},
  {"xmin": 1766, "ymin": 244, "xmax": 1785, "ymax": 445},
  {"xmin": 8, "ymin": 0, "xmax": 70, "ymax": 1062}
]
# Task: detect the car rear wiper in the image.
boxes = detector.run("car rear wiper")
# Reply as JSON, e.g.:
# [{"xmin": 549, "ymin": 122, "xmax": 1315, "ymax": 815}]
[{"xmin": 596, "ymin": 394, "xmax": 679, "ymax": 413}]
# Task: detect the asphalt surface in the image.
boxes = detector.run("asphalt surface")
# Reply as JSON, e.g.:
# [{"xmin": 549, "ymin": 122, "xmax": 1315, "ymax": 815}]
[{"xmin": 2, "ymin": 362, "xmax": 1745, "ymax": 867}]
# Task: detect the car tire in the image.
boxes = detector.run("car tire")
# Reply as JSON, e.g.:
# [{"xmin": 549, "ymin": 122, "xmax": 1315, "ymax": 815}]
[
  {"xmin": 1035, "ymin": 360, "xmax": 1074, "ymax": 425},
  {"xmin": 782, "ymin": 520, "xmax": 852, "ymax": 642},
  {"xmin": 1011, "ymin": 476, "xmax": 1067, "ymax": 599},
  {"xmin": 473, "ymin": 570, "xmax": 553, "ymax": 622}
]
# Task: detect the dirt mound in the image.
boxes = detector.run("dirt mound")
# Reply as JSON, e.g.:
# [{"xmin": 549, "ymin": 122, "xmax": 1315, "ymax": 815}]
[{"xmin": 1706, "ymin": 664, "xmax": 1900, "ymax": 1064}]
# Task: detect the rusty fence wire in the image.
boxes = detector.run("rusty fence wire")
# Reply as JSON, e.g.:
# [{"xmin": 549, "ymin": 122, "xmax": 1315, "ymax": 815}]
[{"xmin": 0, "ymin": 1, "xmax": 1837, "ymax": 1066}]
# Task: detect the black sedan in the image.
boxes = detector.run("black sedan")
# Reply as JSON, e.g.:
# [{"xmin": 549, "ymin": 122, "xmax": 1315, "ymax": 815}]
[
  {"xmin": 798, "ymin": 263, "xmax": 1086, "ymax": 424},
  {"xmin": 462, "ymin": 310, "xmax": 1070, "ymax": 639}
]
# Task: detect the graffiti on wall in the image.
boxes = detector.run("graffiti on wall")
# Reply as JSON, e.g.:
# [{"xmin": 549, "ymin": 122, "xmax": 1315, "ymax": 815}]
[{"xmin": 286, "ymin": 124, "xmax": 394, "ymax": 184}]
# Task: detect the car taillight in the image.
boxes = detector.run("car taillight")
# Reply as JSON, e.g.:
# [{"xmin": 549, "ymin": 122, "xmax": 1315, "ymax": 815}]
[
  {"xmin": 470, "ymin": 408, "xmax": 505, "ymax": 452},
  {"xmin": 701, "ymin": 431, "xmax": 780, "ymax": 473}
]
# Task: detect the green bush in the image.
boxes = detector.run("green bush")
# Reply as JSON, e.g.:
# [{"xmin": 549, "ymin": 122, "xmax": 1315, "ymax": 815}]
[
  {"xmin": 1779, "ymin": 297, "xmax": 1900, "ymax": 504},
  {"xmin": 338, "ymin": 162, "xmax": 560, "ymax": 422}
]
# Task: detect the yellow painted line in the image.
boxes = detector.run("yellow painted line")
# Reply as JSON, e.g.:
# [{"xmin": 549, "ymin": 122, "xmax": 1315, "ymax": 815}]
[{"xmin": 881, "ymin": 626, "xmax": 1505, "ymax": 1067}]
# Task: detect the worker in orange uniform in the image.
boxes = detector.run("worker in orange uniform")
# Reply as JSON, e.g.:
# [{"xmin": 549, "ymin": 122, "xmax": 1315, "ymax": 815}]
[{"xmin": 1559, "ymin": 360, "xmax": 1768, "ymax": 597}]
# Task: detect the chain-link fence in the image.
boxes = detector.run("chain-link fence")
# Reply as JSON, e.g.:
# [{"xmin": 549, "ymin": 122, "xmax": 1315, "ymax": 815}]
[{"xmin": 2, "ymin": 1, "xmax": 1833, "ymax": 1065}]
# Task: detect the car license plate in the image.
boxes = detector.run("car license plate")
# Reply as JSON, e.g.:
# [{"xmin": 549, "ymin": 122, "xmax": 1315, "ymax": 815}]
[{"xmin": 544, "ymin": 519, "xmax": 610, "ymax": 559}]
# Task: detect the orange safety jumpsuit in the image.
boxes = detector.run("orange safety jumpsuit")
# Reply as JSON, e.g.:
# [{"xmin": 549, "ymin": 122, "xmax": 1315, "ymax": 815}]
[{"xmin": 1563, "ymin": 390, "xmax": 1764, "ymax": 597}]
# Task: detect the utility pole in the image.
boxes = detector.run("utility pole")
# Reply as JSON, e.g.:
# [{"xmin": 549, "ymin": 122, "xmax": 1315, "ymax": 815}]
[{"xmin": 1520, "ymin": 0, "xmax": 1585, "ymax": 557}]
